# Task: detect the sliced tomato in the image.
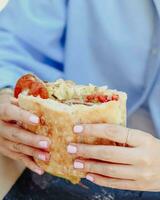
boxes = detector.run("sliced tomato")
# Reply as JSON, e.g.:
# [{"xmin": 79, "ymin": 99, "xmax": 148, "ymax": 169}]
[
  {"xmin": 85, "ymin": 94, "xmax": 119, "ymax": 103},
  {"xmin": 14, "ymin": 74, "xmax": 49, "ymax": 99},
  {"xmin": 85, "ymin": 94, "xmax": 108, "ymax": 103},
  {"xmin": 97, "ymin": 95, "xmax": 108, "ymax": 103},
  {"xmin": 112, "ymin": 94, "xmax": 119, "ymax": 101},
  {"xmin": 85, "ymin": 94, "xmax": 97, "ymax": 102}
]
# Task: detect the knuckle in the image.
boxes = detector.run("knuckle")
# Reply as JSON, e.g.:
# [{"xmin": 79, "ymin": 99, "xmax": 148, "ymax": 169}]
[
  {"xmin": 13, "ymin": 143, "xmax": 23, "ymax": 152},
  {"xmin": 84, "ymin": 162, "xmax": 92, "ymax": 172},
  {"xmin": 77, "ymin": 145, "xmax": 86, "ymax": 157},
  {"xmin": 11, "ymin": 127, "xmax": 20, "ymax": 140}
]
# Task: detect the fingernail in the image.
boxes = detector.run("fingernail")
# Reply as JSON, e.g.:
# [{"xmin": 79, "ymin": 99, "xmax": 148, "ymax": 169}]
[
  {"xmin": 29, "ymin": 115, "xmax": 39, "ymax": 124},
  {"xmin": 39, "ymin": 141, "xmax": 50, "ymax": 148},
  {"xmin": 35, "ymin": 168, "xmax": 43, "ymax": 175},
  {"xmin": 86, "ymin": 175, "xmax": 94, "ymax": 182},
  {"xmin": 73, "ymin": 125, "xmax": 83, "ymax": 133},
  {"xmin": 67, "ymin": 145, "xmax": 77, "ymax": 154},
  {"xmin": 38, "ymin": 154, "xmax": 46, "ymax": 161},
  {"xmin": 74, "ymin": 161, "xmax": 84, "ymax": 169}
]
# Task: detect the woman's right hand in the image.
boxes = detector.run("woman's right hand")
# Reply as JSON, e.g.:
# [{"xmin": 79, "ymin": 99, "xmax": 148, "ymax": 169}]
[{"xmin": 0, "ymin": 90, "xmax": 51, "ymax": 175}]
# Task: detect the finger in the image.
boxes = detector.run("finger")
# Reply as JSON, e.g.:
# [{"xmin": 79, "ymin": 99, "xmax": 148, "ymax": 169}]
[
  {"xmin": 10, "ymin": 97, "xmax": 19, "ymax": 106},
  {"xmin": 0, "ymin": 144, "xmax": 43, "ymax": 175},
  {"xmin": 74, "ymin": 160, "xmax": 138, "ymax": 180},
  {"xmin": 3, "ymin": 139, "xmax": 50, "ymax": 162},
  {"xmin": 73, "ymin": 124, "xmax": 152, "ymax": 146},
  {"xmin": 67, "ymin": 143, "xmax": 138, "ymax": 164},
  {"xmin": 19, "ymin": 154, "xmax": 44, "ymax": 175},
  {"xmin": 0, "ymin": 121, "xmax": 51, "ymax": 150},
  {"xmin": 86, "ymin": 173, "xmax": 143, "ymax": 191},
  {"xmin": 0, "ymin": 103, "xmax": 39, "ymax": 124},
  {"xmin": 0, "ymin": 142, "xmax": 22, "ymax": 161}
]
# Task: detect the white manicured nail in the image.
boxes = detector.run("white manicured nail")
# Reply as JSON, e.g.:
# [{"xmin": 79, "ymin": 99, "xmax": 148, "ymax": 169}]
[
  {"xmin": 86, "ymin": 175, "xmax": 94, "ymax": 182},
  {"xmin": 73, "ymin": 125, "xmax": 83, "ymax": 133},
  {"xmin": 74, "ymin": 161, "xmax": 84, "ymax": 169},
  {"xmin": 35, "ymin": 169, "xmax": 43, "ymax": 175},
  {"xmin": 67, "ymin": 145, "xmax": 77, "ymax": 154},
  {"xmin": 38, "ymin": 154, "xmax": 46, "ymax": 161},
  {"xmin": 29, "ymin": 115, "xmax": 39, "ymax": 124},
  {"xmin": 39, "ymin": 141, "xmax": 49, "ymax": 148}
]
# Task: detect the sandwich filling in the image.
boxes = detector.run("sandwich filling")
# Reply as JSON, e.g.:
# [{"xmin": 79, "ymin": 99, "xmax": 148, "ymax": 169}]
[{"xmin": 14, "ymin": 74, "xmax": 119, "ymax": 105}]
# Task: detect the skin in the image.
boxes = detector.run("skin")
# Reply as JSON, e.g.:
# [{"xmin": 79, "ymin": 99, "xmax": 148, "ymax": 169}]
[
  {"xmin": 0, "ymin": 90, "xmax": 51, "ymax": 175},
  {"xmin": 1, "ymin": 90, "xmax": 159, "ymax": 191},
  {"xmin": 67, "ymin": 124, "xmax": 160, "ymax": 191}
]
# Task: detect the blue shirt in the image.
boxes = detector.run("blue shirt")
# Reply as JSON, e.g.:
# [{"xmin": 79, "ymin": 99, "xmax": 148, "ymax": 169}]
[{"xmin": 0, "ymin": 0, "xmax": 160, "ymax": 136}]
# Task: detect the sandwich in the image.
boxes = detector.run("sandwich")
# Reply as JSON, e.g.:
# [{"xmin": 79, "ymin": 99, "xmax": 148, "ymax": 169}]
[{"xmin": 14, "ymin": 74, "xmax": 127, "ymax": 184}]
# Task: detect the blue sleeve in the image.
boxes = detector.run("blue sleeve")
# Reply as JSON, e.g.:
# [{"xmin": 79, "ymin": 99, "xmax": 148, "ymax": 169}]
[{"xmin": 0, "ymin": 0, "xmax": 66, "ymax": 88}]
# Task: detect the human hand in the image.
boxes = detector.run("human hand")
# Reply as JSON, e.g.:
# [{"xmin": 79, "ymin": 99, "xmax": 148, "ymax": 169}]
[
  {"xmin": 0, "ymin": 90, "xmax": 51, "ymax": 175},
  {"xmin": 67, "ymin": 124, "xmax": 160, "ymax": 191}
]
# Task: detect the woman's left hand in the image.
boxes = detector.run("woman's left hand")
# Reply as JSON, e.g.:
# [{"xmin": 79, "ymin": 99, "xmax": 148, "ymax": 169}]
[{"xmin": 67, "ymin": 124, "xmax": 160, "ymax": 191}]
